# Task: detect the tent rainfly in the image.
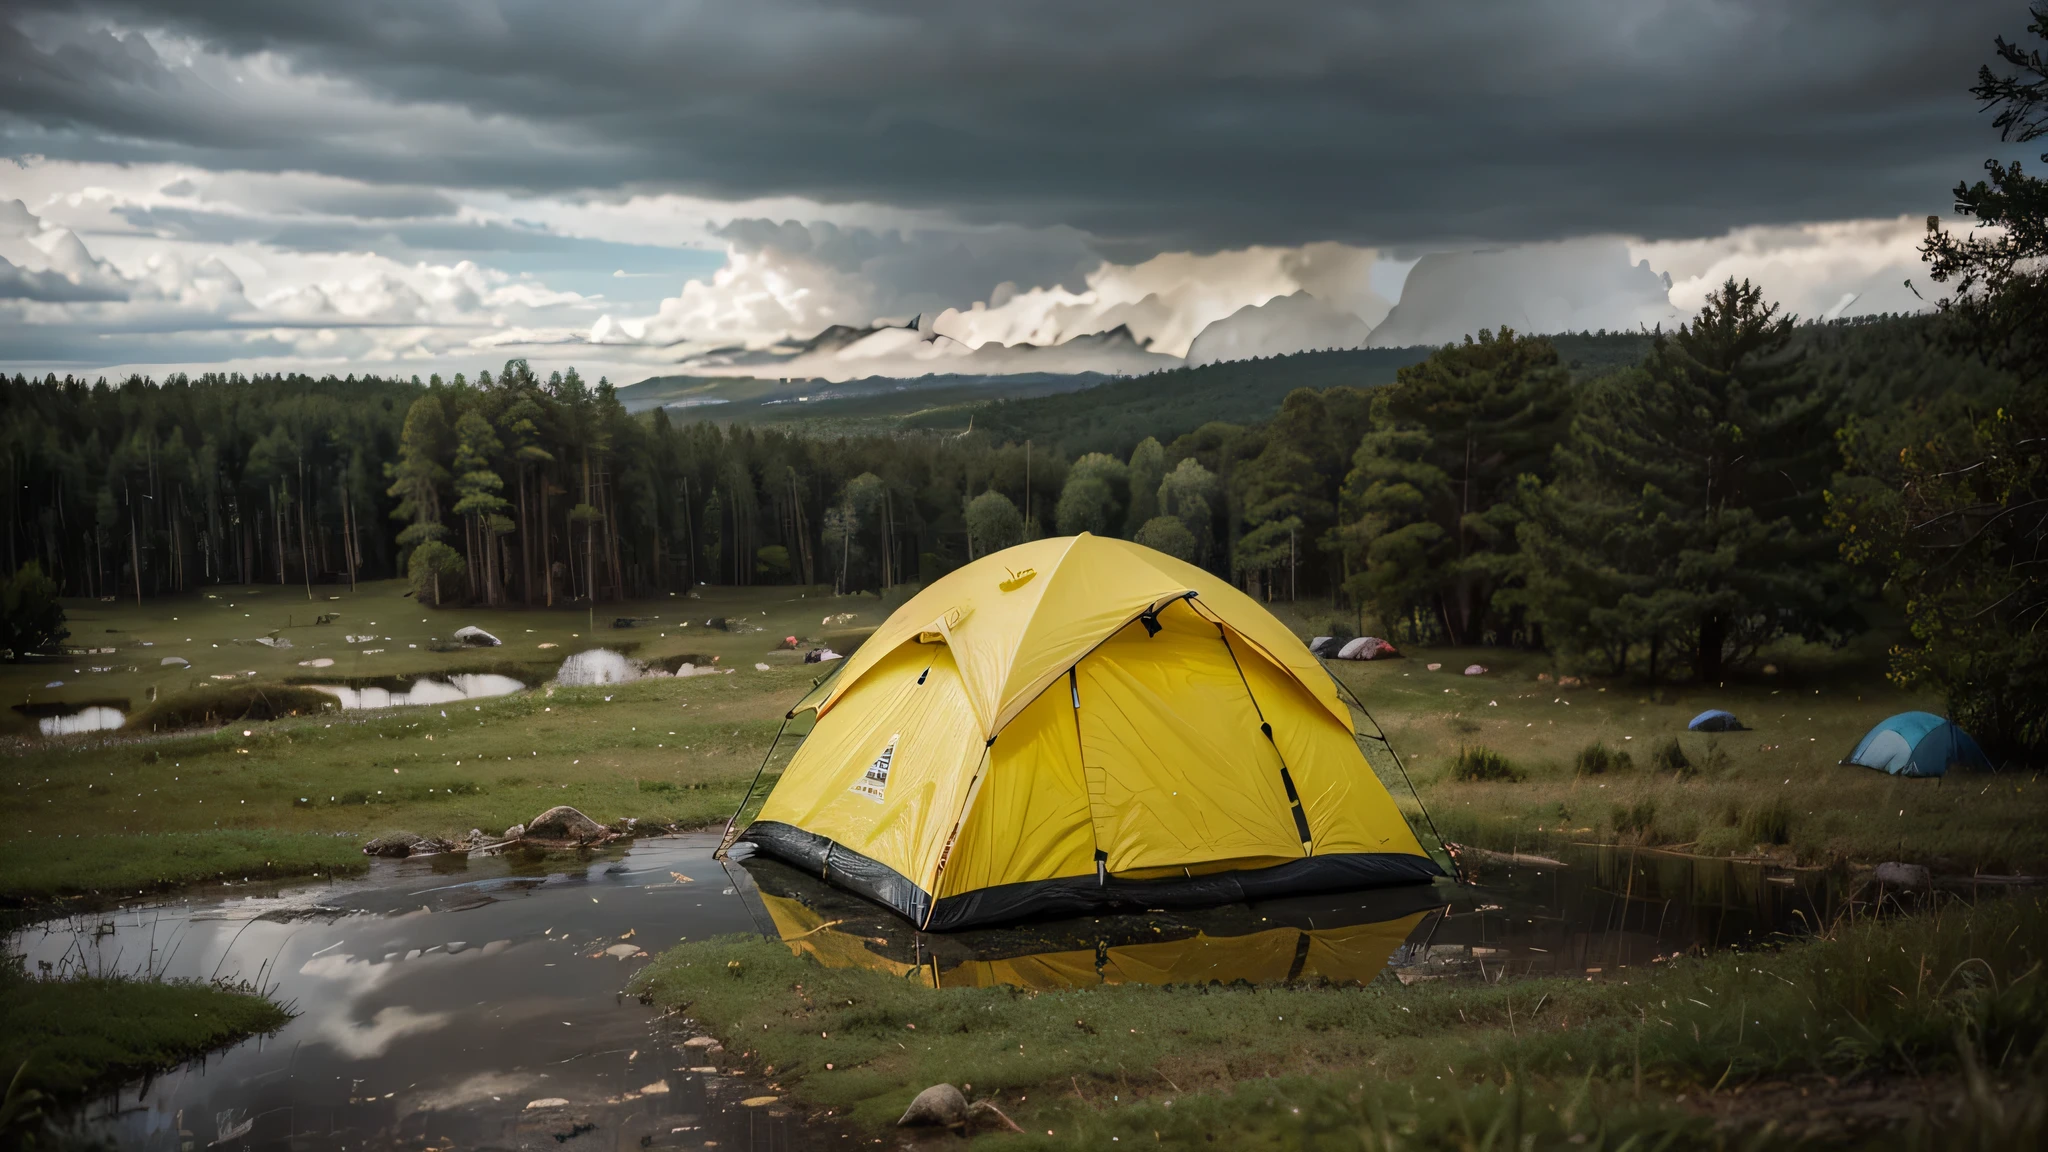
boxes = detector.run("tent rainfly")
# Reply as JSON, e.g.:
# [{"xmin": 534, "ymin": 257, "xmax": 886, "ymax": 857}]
[
  {"xmin": 735, "ymin": 534, "xmax": 1441, "ymax": 930},
  {"xmin": 1843, "ymin": 711, "xmax": 1993, "ymax": 778}
]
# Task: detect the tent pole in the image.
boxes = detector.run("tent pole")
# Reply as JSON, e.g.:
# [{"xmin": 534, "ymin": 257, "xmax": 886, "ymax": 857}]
[
  {"xmin": 1323, "ymin": 659, "xmax": 1463, "ymax": 883},
  {"xmin": 718, "ymin": 712, "xmax": 792, "ymax": 858}
]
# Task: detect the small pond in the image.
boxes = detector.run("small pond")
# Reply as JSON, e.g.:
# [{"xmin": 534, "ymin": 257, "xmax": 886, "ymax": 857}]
[
  {"xmin": 8, "ymin": 838, "xmax": 1853, "ymax": 1150},
  {"xmin": 13, "ymin": 699, "xmax": 131, "ymax": 737},
  {"xmin": 308, "ymin": 674, "xmax": 526, "ymax": 710},
  {"xmin": 10, "ymin": 835, "xmax": 826, "ymax": 1151}
]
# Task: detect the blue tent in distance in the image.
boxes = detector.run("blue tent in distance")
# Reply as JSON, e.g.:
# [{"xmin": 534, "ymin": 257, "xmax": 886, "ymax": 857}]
[
  {"xmin": 1688, "ymin": 709, "xmax": 1742, "ymax": 732},
  {"xmin": 1843, "ymin": 711, "xmax": 1993, "ymax": 778}
]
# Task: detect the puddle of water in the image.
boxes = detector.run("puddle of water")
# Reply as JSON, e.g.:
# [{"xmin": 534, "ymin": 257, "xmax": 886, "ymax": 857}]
[
  {"xmin": 37, "ymin": 705, "xmax": 127, "ymax": 736},
  {"xmin": 740, "ymin": 843, "xmax": 1851, "ymax": 991},
  {"xmin": 555, "ymin": 649, "xmax": 639, "ymax": 686},
  {"xmin": 308, "ymin": 673, "xmax": 524, "ymax": 710},
  {"xmin": 9, "ymin": 835, "xmax": 827, "ymax": 1151}
]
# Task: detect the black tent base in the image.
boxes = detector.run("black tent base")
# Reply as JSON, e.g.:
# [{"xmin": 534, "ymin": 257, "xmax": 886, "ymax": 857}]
[{"xmin": 739, "ymin": 821, "xmax": 1445, "ymax": 932}]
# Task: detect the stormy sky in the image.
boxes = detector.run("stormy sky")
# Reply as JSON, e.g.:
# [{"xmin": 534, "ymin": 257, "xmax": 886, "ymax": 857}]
[{"xmin": 0, "ymin": 0, "xmax": 2028, "ymax": 379}]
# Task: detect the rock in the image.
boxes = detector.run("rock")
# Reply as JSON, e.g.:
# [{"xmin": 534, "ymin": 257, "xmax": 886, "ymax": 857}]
[
  {"xmin": 898, "ymin": 1083, "xmax": 969, "ymax": 1128},
  {"xmin": 524, "ymin": 1098, "xmax": 570, "ymax": 1110},
  {"xmin": 452, "ymin": 626, "xmax": 501, "ymax": 647},
  {"xmin": 705, "ymin": 617, "xmax": 730, "ymax": 631},
  {"xmin": 1463, "ymin": 664, "xmax": 1487, "ymax": 676},
  {"xmin": 160, "ymin": 656, "xmax": 189, "ymax": 667},
  {"xmin": 524, "ymin": 805, "xmax": 606, "ymax": 842},
  {"xmin": 1874, "ymin": 862, "xmax": 1932, "ymax": 889},
  {"xmin": 409, "ymin": 836, "xmax": 457, "ymax": 856},
  {"xmin": 503, "ymin": 823, "xmax": 526, "ymax": 840},
  {"xmin": 682, "ymin": 1036, "xmax": 720, "ymax": 1049},
  {"xmin": 363, "ymin": 832, "xmax": 424, "ymax": 857}
]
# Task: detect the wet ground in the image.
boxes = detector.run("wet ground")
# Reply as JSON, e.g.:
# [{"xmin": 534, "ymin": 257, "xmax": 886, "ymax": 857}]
[
  {"xmin": 8, "ymin": 837, "xmax": 1851, "ymax": 1150},
  {"xmin": 10, "ymin": 835, "xmax": 829, "ymax": 1151}
]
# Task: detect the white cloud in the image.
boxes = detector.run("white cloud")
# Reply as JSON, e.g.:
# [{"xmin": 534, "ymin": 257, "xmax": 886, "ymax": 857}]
[{"xmin": 1630, "ymin": 216, "xmax": 1936, "ymax": 322}]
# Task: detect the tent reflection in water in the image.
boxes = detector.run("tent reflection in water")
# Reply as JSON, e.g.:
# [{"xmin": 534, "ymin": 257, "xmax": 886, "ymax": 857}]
[
  {"xmin": 743, "ymin": 855, "xmax": 1444, "ymax": 990},
  {"xmin": 730, "ymin": 533, "xmax": 1441, "ymax": 932}
]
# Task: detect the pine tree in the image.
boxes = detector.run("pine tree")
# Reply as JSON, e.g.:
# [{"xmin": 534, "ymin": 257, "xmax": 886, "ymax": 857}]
[
  {"xmin": 1516, "ymin": 281, "xmax": 1850, "ymax": 680},
  {"xmin": 1338, "ymin": 329, "xmax": 1570, "ymax": 643}
]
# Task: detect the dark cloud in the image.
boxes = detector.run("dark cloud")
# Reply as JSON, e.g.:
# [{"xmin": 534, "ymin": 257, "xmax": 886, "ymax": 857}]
[{"xmin": 0, "ymin": 0, "xmax": 2027, "ymax": 249}]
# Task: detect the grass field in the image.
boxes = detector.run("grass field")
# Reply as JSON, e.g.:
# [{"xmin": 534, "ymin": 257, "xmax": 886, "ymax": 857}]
[
  {"xmin": 0, "ymin": 579, "xmax": 906, "ymax": 901},
  {"xmin": 7, "ymin": 584, "xmax": 2047, "ymax": 900},
  {"xmin": 8, "ymin": 580, "xmax": 2048, "ymax": 1146}
]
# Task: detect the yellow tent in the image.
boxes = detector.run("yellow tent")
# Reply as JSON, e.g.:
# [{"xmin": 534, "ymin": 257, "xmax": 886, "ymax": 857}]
[{"xmin": 738, "ymin": 533, "xmax": 1439, "ymax": 929}]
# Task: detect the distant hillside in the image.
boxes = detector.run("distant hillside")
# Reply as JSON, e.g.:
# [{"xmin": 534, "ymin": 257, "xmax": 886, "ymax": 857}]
[
  {"xmin": 900, "ymin": 348, "xmax": 1435, "ymax": 457},
  {"xmin": 616, "ymin": 370, "xmax": 1109, "ymax": 426}
]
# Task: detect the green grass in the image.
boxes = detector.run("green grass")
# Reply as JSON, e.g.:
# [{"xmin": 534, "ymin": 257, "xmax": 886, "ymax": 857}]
[
  {"xmin": 0, "ymin": 830, "xmax": 368, "ymax": 902},
  {"xmin": 632, "ymin": 895, "xmax": 2048, "ymax": 1145},
  {"xmin": 1, "ymin": 962, "xmax": 290, "ymax": 1099},
  {"xmin": 1, "ymin": 580, "xmax": 907, "ymax": 900},
  {"xmin": 1274, "ymin": 619, "xmax": 2048, "ymax": 872}
]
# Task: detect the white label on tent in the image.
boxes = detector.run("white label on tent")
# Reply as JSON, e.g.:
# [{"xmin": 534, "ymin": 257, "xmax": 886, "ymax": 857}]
[{"xmin": 851, "ymin": 733, "xmax": 898, "ymax": 803}]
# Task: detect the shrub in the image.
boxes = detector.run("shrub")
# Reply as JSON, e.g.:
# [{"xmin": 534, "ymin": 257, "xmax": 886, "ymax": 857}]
[
  {"xmin": 639, "ymin": 779, "xmax": 678, "ymax": 793},
  {"xmin": 1612, "ymin": 799, "xmax": 1659, "ymax": 838},
  {"xmin": 1451, "ymin": 746, "xmax": 1525, "ymax": 782},
  {"xmin": 1651, "ymin": 736, "xmax": 1696, "ymax": 777},
  {"xmin": 1574, "ymin": 741, "xmax": 1634, "ymax": 776},
  {"xmin": 1741, "ymin": 797, "xmax": 1793, "ymax": 845}
]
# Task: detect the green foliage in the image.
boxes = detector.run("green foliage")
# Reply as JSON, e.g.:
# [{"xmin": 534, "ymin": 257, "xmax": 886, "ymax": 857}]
[
  {"xmin": 1451, "ymin": 746, "xmax": 1524, "ymax": 782},
  {"xmin": 0, "ymin": 561, "xmax": 67, "ymax": 659},
  {"xmin": 963, "ymin": 490, "xmax": 1024, "ymax": 557},
  {"xmin": 1513, "ymin": 280, "xmax": 1852, "ymax": 681},
  {"xmin": 1573, "ymin": 741, "xmax": 1633, "ymax": 776},
  {"xmin": 1124, "ymin": 436, "xmax": 1166, "ymax": 527},
  {"xmin": 406, "ymin": 539, "xmax": 466, "ymax": 606},
  {"xmin": 1155, "ymin": 456, "xmax": 1220, "ymax": 565},
  {"xmin": 1831, "ymin": 13, "xmax": 2048, "ymax": 763},
  {"xmin": 1132, "ymin": 515, "xmax": 1197, "ymax": 561},
  {"xmin": 1339, "ymin": 329, "xmax": 1571, "ymax": 644}
]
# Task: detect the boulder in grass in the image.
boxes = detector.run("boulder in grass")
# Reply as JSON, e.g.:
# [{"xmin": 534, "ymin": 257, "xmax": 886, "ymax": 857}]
[
  {"xmin": 364, "ymin": 833, "xmax": 423, "ymax": 858},
  {"xmin": 523, "ymin": 805, "xmax": 608, "ymax": 843},
  {"xmin": 1874, "ymin": 862, "xmax": 1933, "ymax": 890},
  {"xmin": 898, "ymin": 1083, "xmax": 969, "ymax": 1128},
  {"xmin": 1464, "ymin": 664, "xmax": 1487, "ymax": 676},
  {"xmin": 452, "ymin": 626, "xmax": 501, "ymax": 647},
  {"xmin": 363, "ymin": 832, "xmax": 456, "ymax": 857}
]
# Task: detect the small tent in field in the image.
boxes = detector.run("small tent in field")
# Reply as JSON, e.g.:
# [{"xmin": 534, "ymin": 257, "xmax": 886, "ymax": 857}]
[
  {"xmin": 734, "ymin": 534, "xmax": 1440, "ymax": 930},
  {"xmin": 1688, "ymin": 709, "xmax": 1743, "ymax": 732},
  {"xmin": 1842, "ymin": 711, "xmax": 1993, "ymax": 778}
]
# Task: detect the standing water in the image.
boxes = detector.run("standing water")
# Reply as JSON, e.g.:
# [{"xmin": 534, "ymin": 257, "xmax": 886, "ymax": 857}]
[{"xmin": 9, "ymin": 834, "xmax": 827, "ymax": 1151}]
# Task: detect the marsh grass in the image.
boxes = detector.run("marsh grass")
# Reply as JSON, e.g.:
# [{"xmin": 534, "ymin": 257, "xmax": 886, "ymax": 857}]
[
  {"xmin": 1650, "ymin": 736, "xmax": 1695, "ymax": 777},
  {"xmin": 0, "ymin": 958, "xmax": 290, "ymax": 1098},
  {"xmin": 635, "ymin": 896, "xmax": 2048, "ymax": 1145},
  {"xmin": 1574, "ymin": 741, "xmax": 1633, "ymax": 776},
  {"xmin": 1741, "ymin": 797, "xmax": 1794, "ymax": 846},
  {"xmin": 1452, "ymin": 746, "xmax": 1524, "ymax": 783}
]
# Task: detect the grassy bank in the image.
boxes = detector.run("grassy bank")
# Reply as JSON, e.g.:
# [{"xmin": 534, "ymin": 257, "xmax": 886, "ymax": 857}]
[
  {"xmin": 0, "ymin": 830, "xmax": 368, "ymax": 902},
  {"xmin": 632, "ymin": 894, "xmax": 2048, "ymax": 1147},
  {"xmin": 1, "ymin": 963, "xmax": 290, "ymax": 1100},
  {"xmin": 1293, "ymin": 627, "xmax": 2048, "ymax": 875}
]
